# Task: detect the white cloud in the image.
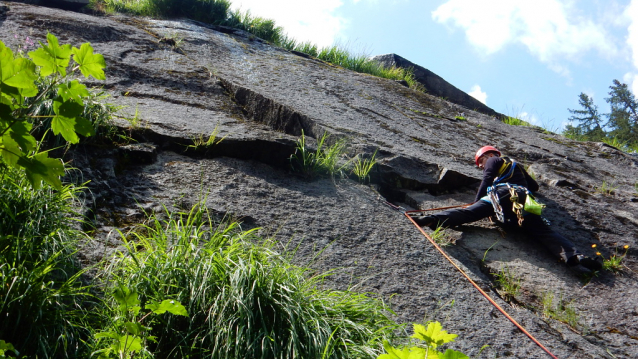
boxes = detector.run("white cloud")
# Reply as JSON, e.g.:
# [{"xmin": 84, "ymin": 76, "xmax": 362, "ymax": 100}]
[
  {"xmin": 468, "ymin": 84, "xmax": 487, "ymax": 104},
  {"xmin": 432, "ymin": 0, "xmax": 616, "ymax": 75},
  {"xmin": 229, "ymin": 0, "xmax": 347, "ymax": 48},
  {"xmin": 519, "ymin": 111, "xmax": 540, "ymax": 125},
  {"xmin": 624, "ymin": 0, "xmax": 638, "ymax": 94}
]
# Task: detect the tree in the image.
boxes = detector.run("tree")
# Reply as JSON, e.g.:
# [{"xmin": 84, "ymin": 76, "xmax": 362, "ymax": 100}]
[
  {"xmin": 606, "ymin": 79, "xmax": 638, "ymax": 146},
  {"xmin": 566, "ymin": 92, "xmax": 605, "ymax": 141}
]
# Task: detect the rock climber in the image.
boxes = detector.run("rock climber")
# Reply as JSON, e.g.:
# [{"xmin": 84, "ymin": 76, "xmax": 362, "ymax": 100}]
[{"xmin": 414, "ymin": 145, "xmax": 602, "ymax": 272}]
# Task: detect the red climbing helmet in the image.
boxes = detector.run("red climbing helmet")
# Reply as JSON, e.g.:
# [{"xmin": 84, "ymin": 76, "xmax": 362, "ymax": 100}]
[{"xmin": 475, "ymin": 146, "xmax": 501, "ymax": 166}]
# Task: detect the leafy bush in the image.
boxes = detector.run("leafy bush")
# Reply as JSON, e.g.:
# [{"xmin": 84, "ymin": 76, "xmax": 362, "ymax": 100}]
[
  {"xmin": 0, "ymin": 33, "xmax": 106, "ymax": 189},
  {"xmin": 100, "ymin": 203, "xmax": 398, "ymax": 358}
]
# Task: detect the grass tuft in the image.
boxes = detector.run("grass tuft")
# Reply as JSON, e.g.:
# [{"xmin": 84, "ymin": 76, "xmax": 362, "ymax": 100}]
[
  {"xmin": 0, "ymin": 164, "xmax": 94, "ymax": 358},
  {"xmin": 541, "ymin": 292, "xmax": 579, "ymax": 329},
  {"xmin": 98, "ymin": 202, "xmax": 399, "ymax": 358},
  {"xmin": 352, "ymin": 149, "xmax": 377, "ymax": 183},
  {"xmin": 493, "ymin": 266, "xmax": 521, "ymax": 301}
]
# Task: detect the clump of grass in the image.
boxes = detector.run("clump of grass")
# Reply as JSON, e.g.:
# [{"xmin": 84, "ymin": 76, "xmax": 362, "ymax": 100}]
[
  {"xmin": 0, "ymin": 164, "xmax": 94, "ymax": 358},
  {"xmin": 502, "ymin": 116, "xmax": 533, "ymax": 127},
  {"xmin": 99, "ymin": 203, "xmax": 399, "ymax": 358},
  {"xmin": 279, "ymin": 39, "xmax": 422, "ymax": 90},
  {"xmin": 187, "ymin": 124, "xmax": 226, "ymax": 150},
  {"xmin": 429, "ymin": 226, "xmax": 455, "ymax": 247},
  {"xmin": 602, "ymin": 136, "xmax": 628, "ymax": 151},
  {"xmin": 352, "ymin": 149, "xmax": 377, "ymax": 183},
  {"xmin": 594, "ymin": 181, "xmax": 617, "ymax": 196},
  {"xmin": 90, "ymin": 0, "xmax": 233, "ymax": 26},
  {"xmin": 541, "ymin": 292, "xmax": 579, "ymax": 329},
  {"xmin": 593, "ymin": 244, "xmax": 629, "ymax": 274},
  {"xmin": 493, "ymin": 266, "xmax": 521, "ymax": 301},
  {"xmin": 290, "ymin": 131, "xmax": 349, "ymax": 178}
]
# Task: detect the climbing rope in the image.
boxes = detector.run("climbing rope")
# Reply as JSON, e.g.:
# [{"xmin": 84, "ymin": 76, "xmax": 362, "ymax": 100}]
[{"xmin": 399, "ymin": 208, "xmax": 559, "ymax": 359}]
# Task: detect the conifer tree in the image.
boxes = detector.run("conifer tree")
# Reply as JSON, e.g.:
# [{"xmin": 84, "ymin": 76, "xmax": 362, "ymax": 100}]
[{"xmin": 606, "ymin": 79, "xmax": 638, "ymax": 146}]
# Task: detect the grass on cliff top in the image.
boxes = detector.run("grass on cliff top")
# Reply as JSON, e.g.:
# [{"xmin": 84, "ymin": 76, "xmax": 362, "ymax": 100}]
[{"xmin": 88, "ymin": 0, "xmax": 422, "ymax": 89}]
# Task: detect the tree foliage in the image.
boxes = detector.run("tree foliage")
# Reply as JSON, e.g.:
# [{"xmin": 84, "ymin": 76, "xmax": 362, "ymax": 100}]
[
  {"xmin": 0, "ymin": 33, "xmax": 106, "ymax": 189},
  {"xmin": 565, "ymin": 80, "xmax": 638, "ymax": 150}
]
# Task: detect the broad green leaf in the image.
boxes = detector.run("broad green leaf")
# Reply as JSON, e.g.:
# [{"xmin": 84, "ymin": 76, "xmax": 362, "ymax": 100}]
[
  {"xmin": 0, "ymin": 83, "xmax": 23, "ymax": 104},
  {"xmin": 6, "ymin": 120, "xmax": 35, "ymax": 153},
  {"xmin": 52, "ymin": 99, "xmax": 94, "ymax": 143},
  {"xmin": 124, "ymin": 322, "xmax": 144, "ymax": 336},
  {"xmin": 439, "ymin": 349, "xmax": 469, "ymax": 359},
  {"xmin": 113, "ymin": 287, "xmax": 140, "ymax": 308},
  {"xmin": 57, "ymin": 80, "xmax": 89, "ymax": 105},
  {"xmin": 412, "ymin": 322, "xmax": 457, "ymax": 349},
  {"xmin": 72, "ymin": 42, "xmax": 106, "ymax": 80},
  {"xmin": 0, "ymin": 340, "xmax": 16, "ymax": 352},
  {"xmin": 17, "ymin": 152, "xmax": 64, "ymax": 189},
  {"xmin": 95, "ymin": 331, "xmax": 120, "ymax": 340},
  {"xmin": 28, "ymin": 33, "xmax": 72, "ymax": 77},
  {"xmin": 145, "ymin": 299, "xmax": 189, "ymax": 316},
  {"xmin": 378, "ymin": 341, "xmax": 430, "ymax": 359},
  {"xmin": 1, "ymin": 57, "xmax": 37, "ymax": 91},
  {"xmin": 118, "ymin": 334, "xmax": 142, "ymax": 353},
  {"xmin": 51, "ymin": 114, "xmax": 79, "ymax": 144}
]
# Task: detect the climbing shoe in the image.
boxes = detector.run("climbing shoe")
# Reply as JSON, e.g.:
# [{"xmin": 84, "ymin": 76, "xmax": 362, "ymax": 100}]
[
  {"xmin": 412, "ymin": 215, "xmax": 438, "ymax": 230},
  {"xmin": 567, "ymin": 255, "xmax": 603, "ymax": 272}
]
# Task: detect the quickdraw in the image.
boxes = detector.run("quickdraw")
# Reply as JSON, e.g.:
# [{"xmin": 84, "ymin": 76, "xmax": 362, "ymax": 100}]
[{"xmin": 487, "ymin": 183, "xmax": 529, "ymax": 226}]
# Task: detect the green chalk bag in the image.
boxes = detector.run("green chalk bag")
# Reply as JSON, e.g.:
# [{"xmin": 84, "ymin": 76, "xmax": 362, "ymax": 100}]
[{"xmin": 524, "ymin": 193, "xmax": 545, "ymax": 215}]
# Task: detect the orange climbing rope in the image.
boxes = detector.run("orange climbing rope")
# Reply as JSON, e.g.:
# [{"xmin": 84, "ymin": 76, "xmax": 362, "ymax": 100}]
[{"xmin": 401, "ymin": 208, "xmax": 559, "ymax": 359}]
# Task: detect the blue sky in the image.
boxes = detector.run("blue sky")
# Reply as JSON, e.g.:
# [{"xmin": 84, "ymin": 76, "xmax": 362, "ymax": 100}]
[{"xmin": 229, "ymin": 0, "xmax": 638, "ymax": 132}]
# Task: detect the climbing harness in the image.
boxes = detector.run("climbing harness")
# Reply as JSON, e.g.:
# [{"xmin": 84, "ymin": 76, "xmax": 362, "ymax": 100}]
[
  {"xmin": 485, "ymin": 159, "xmax": 545, "ymax": 226},
  {"xmin": 400, "ymin": 209, "xmax": 559, "ymax": 359}
]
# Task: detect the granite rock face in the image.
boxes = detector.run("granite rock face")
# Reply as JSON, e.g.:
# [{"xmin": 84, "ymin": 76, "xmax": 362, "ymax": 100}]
[{"xmin": 2, "ymin": 3, "xmax": 638, "ymax": 358}]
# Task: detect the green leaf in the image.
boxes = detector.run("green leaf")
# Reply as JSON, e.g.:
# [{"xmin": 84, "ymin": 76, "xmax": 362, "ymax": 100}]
[
  {"xmin": 145, "ymin": 299, "xmax": 189, "ymax": 316},
  {"xmin": 2, "ymin": 57, "xmax": 37, "ymax": 90},
  {"xmin": 112, "ymin": 287, "xmax": 140, "ymax": 308},
  {"xmin": 28, "ymin": 33, "xmax": 72, "ymax": 77},
  {"xmin": 118, "ymin": 334, "xmax": 142, "ymax": 353},
  {"xmin": 411, "ymin": 322, "xmax": 457, "ymax": 349},
  {"xmin": 124, "ymin": 322, "xmax": 144, "ymax": 336},
  {"xmin": 72, "ymin": 42, "xmax": 106, "ymax": 80},
  {"xmin": 0, "ymin": 340, "xmax": 17, "ymax": 355},
  {"xmin": 52, "ymin": 99, "xmax": 94, "ymax": 143},
  {"xmin": 95, "ymin": 331, "xmax": 120, "ymax": 340},
  {"xmin": 378, "ymin": 341, "xmax": 429, "ymax": 359},
  {"xmin": 17, "ymin": 152, "xmax": 64, "ymax": 190},
  {"xmin": 2, "ymin": 121, "xmax": 36, "ymax": 166},
  {"xmin": 439, "ymin": 349, "xmax": 469, "ymax": 359},
  {"xmin": 6, "ymin": 120, "xmax": 35, "ymax": 152},
  {"xmin": 57, "ymin": 80, "xmax": 89, "ymax": 105}
]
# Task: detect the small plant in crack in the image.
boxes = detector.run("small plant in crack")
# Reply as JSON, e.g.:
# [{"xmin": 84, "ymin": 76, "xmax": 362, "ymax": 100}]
[
  {"xmin": 351, "ymin": 149, "xmax": 377, "ymax": 183},
  {"xmin": 541, "ymin": 292, "xmax": 579, "ymax": 329},
  {"xmin": 594, "ymin": 181, "xmax": 617, "ymax": 196},
  {"xmin": 593, "ymin": 244, "xmax": 629, "ymax": 274},
  {"xmin": 430, "ymin": 227, "xmax": 455, "ymax": 247},
  {"xmin": 187, "ymin": 125, "xmax": 226, "ymax": 151},
  {"xmin": 290, "ymin": 130, "xmax": 349, "ymax": 178},
  {"xmin": 493, "ymin": 266, "xmax": 521, "ymax": 301}
]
